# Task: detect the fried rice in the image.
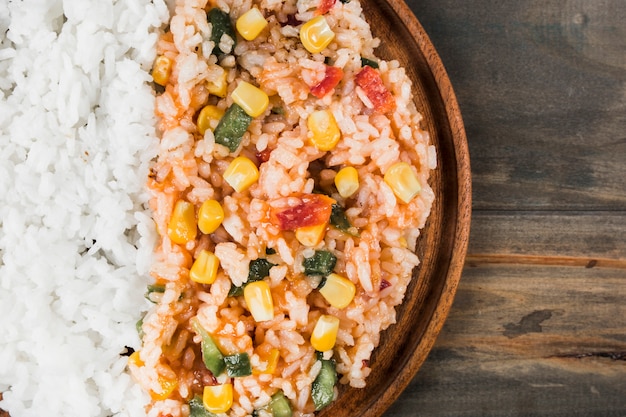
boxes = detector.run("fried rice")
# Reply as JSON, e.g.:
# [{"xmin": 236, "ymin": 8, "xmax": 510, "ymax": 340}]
[{"xmin": 129, "ymin": 0, "xmax": 437, "ymax": 416}]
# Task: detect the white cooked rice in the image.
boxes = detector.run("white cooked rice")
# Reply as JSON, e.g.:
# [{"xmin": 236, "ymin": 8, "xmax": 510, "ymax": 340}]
[{"xmin": 0, "ymin": 0, "xmax": 168, "ymax": 416}]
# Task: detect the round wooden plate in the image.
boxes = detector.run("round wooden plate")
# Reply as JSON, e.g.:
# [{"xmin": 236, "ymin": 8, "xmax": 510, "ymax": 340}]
[{"xmin": 319, "ymin": 1, "xmax": 471, "ymax": 416}]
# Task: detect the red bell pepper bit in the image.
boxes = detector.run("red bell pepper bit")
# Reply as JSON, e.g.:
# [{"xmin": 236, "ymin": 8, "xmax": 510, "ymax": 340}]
[
  {"xmin": 354, "ymin": 65, "xmax": 397, "ymax": 114},
  {"xmin": 270, "ymin": 193, "xmax": 335, "ymax": 231},
  {"xmin": 316, "ymin": 0, "xmax": 337, "ymax": 15},
  {"xmin": 310, "ymin": 65, "xmax": 344, "ymax": 99}
]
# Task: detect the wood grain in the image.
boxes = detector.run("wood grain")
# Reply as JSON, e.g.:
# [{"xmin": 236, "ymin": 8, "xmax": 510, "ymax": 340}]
[{"xmin": 388, "ymin": 1, "xmax": 626, "ymax": 416}]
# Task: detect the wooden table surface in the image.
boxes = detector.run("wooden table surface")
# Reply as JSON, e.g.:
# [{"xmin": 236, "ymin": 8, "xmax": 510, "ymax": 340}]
[{"xmin": 386, "ymin": 1, "xmax": 626, "ymax": 416}]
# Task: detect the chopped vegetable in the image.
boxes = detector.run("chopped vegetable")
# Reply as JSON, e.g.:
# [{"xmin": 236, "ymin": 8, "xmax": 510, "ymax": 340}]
[
  {"xmin": 383, "ymin": 162, "xmax": 421, "ymax": 203},
  {"xmin": 303, "ymin": 250, "xmax": 337, "ymax": 277},
  {"xmin": 300, "ymin": 15, "xmax": 335, "ymax": 54},
  {"xmin": 318, "ymin": 273, "xmax": 356, "ymax": 309},
  {"xmin": 167, "ymin": 199, "xmax": 197, "ymax": 245},
  {"xmin": 311, "ymin": 355, "xmax": 337, "ymax": 410},
  {"xmin": 329, "ymin": 203, "xmax": 358, "ymax": 236},
  {"xmin": 231, "ymin": 81, "xmax": 270, "ymax": 118},
  {"xmin": 223, "ymin": 156, "xmax": 260, "ymax": 192},
  {"xmin": 189, "ymin": 395, "xmax": 218, "ymax": 417},
  {"xmin": 214, "ymin": 103, "xmax": 253, "ymax": 152},
  {"xmin": 152, "ymin": 373, "xmax": 179, "ymax": 401},
  {"xmin": 207, "ymin": 70, "xmax": 228, "ymax": 98},
  {"xmin": 354, "ymin": 65, "xmax": 396, "ymax": 114},
  {"xmin": 269, "ymin": 391, "xmax": 293, "ymax": 417},
  {"xmin": 224, "ymin": 352, "xmax": 253, "ymax": 377},
  {"xmin": 255, "ymin": 348, "xmax": 280, "ymax": 375},
  {"xmin": 198, "ymin": 199, "xmax": 225, "ymax": 234},
  {"xmin": 236, "ymin": 7, "xmax": 268, "ymax": 41},
  {"xmin": 310, "ymin": 65, "xmax": 343, "ymax": 99},
  {"xmin": 190, "ymin": 250, "xmax": 220, "ymax": 284},
  {"xmin": 244, "ymin": 280, "xmax": 275, "ymax": 322},
  {"xmin": 229, "ymin": 258, "xmax": 275, "ymax": 296},
  {"xmin": 191, "ymin": 319, "xmax": 226, "ymax": 376},
  {"xmin": 203, "ymin": 383, "xmax": 233, "ymax": 414},
  {"xmin": 307, "ymin": 109, "xmax": 341, "ymax": 151},
  {"xmin": 360, "ymin": 56, "xmax": 379, "ymax": 69},
  {"xmin": 295, "ymin": 222, "xmax": 327, "ymax": 247},
  {"xmin": 152, "ymin": 55, "xmax": 172, "ymax": 86},
  {"xmin": 197, "ymin": 105, "xmax": 225, "ymax": 136},
  {"xmin": 208, "ymin": 8, "xmax": 236, "ymax": 55},
  {"xmin": 271, "ymin": 193, "xmax": 335, "ymax": 231},
  {"xmin": 334, "ymin": 166, "xmax": 359, "ymax": 198},
  {"xmin": 316, "ymin": 0, "xmax": 337, "ymax": 15},
  {"xmin": 310, "ymin": 314, "xmax": 340, "ymax": 352},
  {"xmin": 144, "ymin": 284, "xmax": 165, "ymax": 303}
]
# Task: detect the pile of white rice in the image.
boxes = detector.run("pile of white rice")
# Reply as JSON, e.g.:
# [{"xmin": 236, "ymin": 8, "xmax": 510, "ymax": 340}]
[{"xmin": 0, "ymin": 1, "xmax": 169, "ymax": 416}]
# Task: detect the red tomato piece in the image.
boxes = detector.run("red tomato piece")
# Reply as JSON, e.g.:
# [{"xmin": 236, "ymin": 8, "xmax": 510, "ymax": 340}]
[
  {"xmin": 310, "ymin": 66, "xmax": 344, "ymax": 99},
  {"xmin": 255, "ymin": 148, "xmax": 272, "ymax": 164},
  {"xmin": 316, "ymin": 0, "xmax": 337, "ymax": 15},
  {"xmin": 379, "ymin": 279, "xmax": 391, "ymax": 291},
  {"xmin": 354, "ymin": 66, "xmax": 397, "ymax": 114},
  {"xmin": 271, "ymin": 194, "xmax": 335, "ymax": 231}
]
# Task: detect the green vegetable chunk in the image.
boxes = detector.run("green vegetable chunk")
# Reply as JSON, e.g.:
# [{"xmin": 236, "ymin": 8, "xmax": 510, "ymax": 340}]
[
  {"xmin": 269, "ymin": 391, "xmax": 293, "ymax": 417},
  {"xmin": 189, "ymin": 395, "xmax": 218, "ymax": 417},
  {"xmin": 207, "ymin": 8, "xmax": 237, "ymax": 55},
  {"xmin": 311, "ymin": 356, "xmax": 338, "ymax": 410},
  {"xmin": 214, "ymin": 104, "xmax": 253, "ymax": 153},
  {"xmin": 329, "ymin": 204, "xmax": 359, "ymax": 236},
  {"xmin": 144, "ymin": 284, "xmax": 165, "ymax": 303},
  {"xmin": 229, "ymin": 258, "xmax": 275, "ymax": 297},
  {"xmin": 303, "ymin": 250, "xmax": 337, "ymax": 277},
  {"xmin": 360, "ymin": 56, "xmax": 379, "ymax": 68},
  {"xmin": 191, "ymin": 319, "xmax": 226, "ymax": 376},
  {"xmin": 224, "ymin": 352, "xmax": 252, "ymax": 377}
]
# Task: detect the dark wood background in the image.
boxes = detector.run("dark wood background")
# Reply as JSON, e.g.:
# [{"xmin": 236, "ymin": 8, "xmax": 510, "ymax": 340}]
[{"xmin": 387, "ymin": 1, "xmax": 626, "ymax": 416}]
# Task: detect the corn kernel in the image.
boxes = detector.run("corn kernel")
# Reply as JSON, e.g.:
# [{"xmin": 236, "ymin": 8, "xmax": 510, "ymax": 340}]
[
  {"xmin": 383, "ymin": 162, "xmax": 421, "ymax": 204},
  {"xmin": 151, "ymin": 373, "xmax": 178, "ymax": 401},
  {"xmin": 190, "ymin": 250, "xmax": 220, "ymax": 284},
  {"xmin": 334, "ymin": 166, "xmax": 359, "ymax": 198},
  {"xmin": 168, "ymin": 199, "xmax": 197, "ymax": 245},
  {"xmin": 319, "ymin": 273, "xmax": 356, "ymax": 309},
  {"xmin": 300, "ymin": 15, "xmax": 335, "ymax": 54},
  {"xmin": 152, "ymin": 55, "xmax": 172, "ymax": 86},
  {"xmin": 254, "ymin": 347, "xmax": 280, "ymax": 375},
  {"xmin": 197, "ymin": 105, "xmax": 225, "ymax": 136},
  {"xmin": 231, "ymin": 81, "xmax": 269, "ymax": 118},
  {"xmin": 244, "ymin": 280, "xmax": 275, "ymax": 322},
  {"xmin": 310, "ymin": 314, "xmax": 340, "ymax": 352},
  {"xmin": 236, "ymin": 7, "xmax": 268, "ymax": 41},
  {"xmin": 223, "ymin": 156, "xmax": 260, "ymax": 193},
  {"xmin": 207, "ymin": 70, "xmax": 228, "ymax": 98},
  {"xmin": 198, "ymin": 199, "xmax": 225, "ymax": 234},
  {"xmin": 128, "ymin": 351, "xmax": 144, "ymax": 368},
  {"xmin": 295, "ymin": 222, "xmax": 327, "ymax": 247},
  {"xmin": 203, "ymin": 383, "xmax": 233, "ymax": 414},
  {"xmin": 307, "ymin": 109, "xmax": 341, "ymax": 151}
]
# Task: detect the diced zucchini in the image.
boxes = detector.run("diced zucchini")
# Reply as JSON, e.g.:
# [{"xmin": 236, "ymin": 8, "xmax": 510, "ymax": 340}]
[
  {"xmin": 269, "ymin": 391, "xmax": 292, "ymax": 417},
  {"xmin": 208, "ymin": 8, "xmax": 237, "ymax": 55},
  {"xmin": 224, "ymin": 352, "xmax": 252, "ymax": 377},
  {"xmin": 191, "ymin": 319, "xmax": 226, "ymax": 376},
  {"xmin": 303, "ymin": 250, "xmax": 337, "ymax": 277},
  {"xmin": 214, "ymin": 104, "xmax": 253, "ymax": 153},
  {"xmin": 311, "ymin": 356, "xmax": 337, "ymax": 410},
  {"xmin": 360, "ymin": 56, "xmax": 379, "ymax": 68}
]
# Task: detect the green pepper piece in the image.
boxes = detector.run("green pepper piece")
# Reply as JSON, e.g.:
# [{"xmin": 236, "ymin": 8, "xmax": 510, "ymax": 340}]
[
  {"xmin": 214, "ymin": 104, "xmax": 253, "ymax": 153},
  {"xmin": 229, "ymin": 258, "xmax": 275, "ymax": 297},
  {"xmin": 303, "ymin": 250, "xmax": 337, "ymax": 277},
  {"xmin": 360, "ymin": 56, "xmax": 379, "ymax": 68},
  {"xmin": 311, "ymin": 356, "xmax": 337, "ymax": 410},
  {"xmin": 269, "ymin": 391, "xmax": 293, "ymax": 417},
  {"xmin": 207, "ymin": 8, "xmax": 237, "ymax": 56},
  {"xmin": 191, "ymin": 319, "xmax": 226, "ymax": 376},
  {"xmin": 144, "ymin": 284, "xmax": 165, "ymax": 303},
  {"xmin": 224, "ymin": 352, "xmax": 252, "ymax": 377},
  {"xmin": 329, "ymin": 204, "xmax": 359, "ymax": 236},
  {"xmin": 189, "ymin": 395, "xmax": 218, "ymax": 417}
]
